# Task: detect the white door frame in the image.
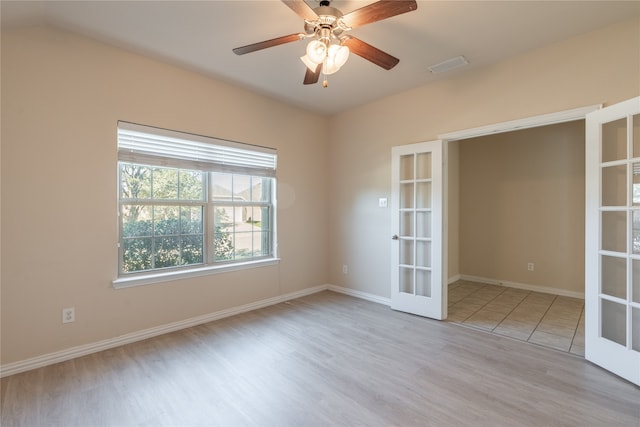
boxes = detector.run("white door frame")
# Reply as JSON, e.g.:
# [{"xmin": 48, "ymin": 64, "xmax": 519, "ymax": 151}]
[
  {"xmin": 438, "ymin": 105, "xmax": 601, "ymax": 143},
  {"xmin": 438, "ymin": 104, "xmax": 601, "ymax": 293}
]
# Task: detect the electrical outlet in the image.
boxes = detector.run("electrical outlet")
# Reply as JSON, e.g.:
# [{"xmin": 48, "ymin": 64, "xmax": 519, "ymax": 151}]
[
  {"xmin": 342, "ymin": 264, "xmax": 348, "ymax": 275},
  {"xmin": 62, "ymin": 307, "xmax": 75, "ymax": 324},
  {"xmin": 527, "ymin": 263, "xmax": 534, "ymax": 272}
]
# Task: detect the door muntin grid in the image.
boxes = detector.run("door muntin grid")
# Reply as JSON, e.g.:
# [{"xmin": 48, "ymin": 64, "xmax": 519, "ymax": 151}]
[
  {"xmin": 399, "ymin": 152, "xmax": 432, "ymax": 298},
  {"xmin": 600, "ymin": 113, "xmax": 640, "ymax": 352}
]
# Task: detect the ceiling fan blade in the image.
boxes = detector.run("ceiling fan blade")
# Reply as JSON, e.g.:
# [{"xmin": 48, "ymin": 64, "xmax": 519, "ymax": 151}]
[
  {"xmin": 342, "ymin": 0, "xmax": 417, "ymax": 29},
  {"xmin": 342, "ymin": 36, "xmax": 399, "ymax": 70},
  {"xmin": 233, "ymin": 33, "xmax": 303, "ymax": 55},
  {"xmin": 281, "ymin": 0, "xmax": 319, "ymax": 21},
  {"xmin": 303, "ymin": 63, "xmax": 322, "ymax": 85}
]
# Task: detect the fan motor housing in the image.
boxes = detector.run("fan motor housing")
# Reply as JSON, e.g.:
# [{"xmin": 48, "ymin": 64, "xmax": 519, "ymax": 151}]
[
  {"xmin": 305, "ymin": 5, "xmax": 344, "ymax": 36},
  {"xmin": 314, "ymin": 5, "xmax": 342, "ymax": 20}
]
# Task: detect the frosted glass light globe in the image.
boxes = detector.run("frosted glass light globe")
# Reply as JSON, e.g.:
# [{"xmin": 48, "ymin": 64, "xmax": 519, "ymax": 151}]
[
  {"xmin": 324, "ymin": 45, "xmax": 350, "ymax": 75},
  {"xmin": 306, "ymin": 40, "xmax": 327, "ymax": 64},
  {"xmin": 330, "ymin": 45, "xmax": 349, "ymax": 68}
]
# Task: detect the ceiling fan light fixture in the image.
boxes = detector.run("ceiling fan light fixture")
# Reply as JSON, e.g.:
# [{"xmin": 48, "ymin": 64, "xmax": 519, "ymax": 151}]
[
  {"xmin": 323, "ymin": 60, "xmax": 340, "ymax": 75},
  {"xmin": 329, "ymin": 44, "xmax": 349, "ymax": 68},
  {"xmin": 322, "ymin": 44, "xmax": 350, "ymax": 75},
  {"xmin": 232, "ymin": 0, "xmax": 419, "ymax": 86},
  {"xmin": 300, "ymin": 54, "xmax": 319, "ymax": 71},
  {"xmin": 306, "ymin": 39, "xmax": 327, "ymax": 64}
]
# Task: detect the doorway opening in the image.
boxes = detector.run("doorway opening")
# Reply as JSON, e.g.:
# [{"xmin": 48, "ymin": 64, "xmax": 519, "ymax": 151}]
[{"xmin": 439, "ymin": 105, "xmax": 600, "ymax": 354}]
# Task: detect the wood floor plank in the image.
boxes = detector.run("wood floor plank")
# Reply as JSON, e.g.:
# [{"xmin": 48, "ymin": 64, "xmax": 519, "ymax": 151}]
[{"xmin": 2, "ymin": 291, "xmax": 639, "ymax": 426}]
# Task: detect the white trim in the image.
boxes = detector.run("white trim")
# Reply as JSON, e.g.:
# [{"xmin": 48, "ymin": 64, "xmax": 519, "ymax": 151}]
[
  {"xmin": 460, "ymin": 275, "xmax": 585, "ymax": 299},
  {"xmin": 328, "ymin": 284, "xmax": 392, "ymax": 306},
  {"xmin": 0, "ymin": 284, "xmax": 326, "ymax": 378},
  {"xmin": 113, "ymin": 258, "xmax": 280, "ymax": 289},
  {"xmin": 442, "ymin": 141, "xmax": 450, "ymax": 317},
  {"xmin": 448, "ymin": 274, "xmax": 462, "ymax": 284},
  {"xmin": 438, "ymin": 104, "xmax": 601, "ymax": 141}
]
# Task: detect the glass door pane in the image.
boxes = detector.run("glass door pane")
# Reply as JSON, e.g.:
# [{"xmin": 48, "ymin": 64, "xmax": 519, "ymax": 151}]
[
  {"xmin": 416, "ymin": 182, "xmax": 432, "ymax": 209},
  {"xmin": 400, "ymin": 212, "xmax": 414, "ymax": 237},
  {"xmin": 601, "ymin": 255, "xmax": 626, "ymax": 299},
  {"xmin": 416, "ymin": 270, "xmax": 431, "ymax": 297},
  {"xmin": 634, "ymin": 259, "xmax": 640, "ymax": 303},
  {"xmin": 400, "ymin": 240, "xmax": 414, "ymax": 265},
  {"xmin": 633, "ymin": 307, "xmax": 640, "ymax": 351},
  {"xmin": 602, "ymin": 211, "xmax": 626, "ymax": 252},
  {"xmin": 633, "ymin": 162, "xmax": 640, "ymax": 205},
  {"xmin": 400, "ymin": 155, "xmax": 414, "ymax": 180},
  {"xmin": 399, "ymin": 266, "xmax": 413, "ymax": 294},
  {"xmin": 416, "ymin": 152, "xmax": 432, "ymax": 179},
  {"xmin": 416, "ymin": 241, "xmax": 431, "ymax": 268},
  {"xmin": 601, "ymin": 299, "xmax": 626, "ymax": 346},
  {"xmin": 633, "ymin": 211, "xmax": 640, "ymax": 254},
  {"xmin": 602, "ymin": 165, "xmax": 627, "ymax": 206},
  {"xmin": 602, "ymin": 118, "xmax": 627, "ymax": 162},
  {"xmin": 400, "ymin": 183, "xmax": 414, "ymax": 208},
  {"xmin": 633, "ymin": 114, "xmax": 640, "ymax": 157}
]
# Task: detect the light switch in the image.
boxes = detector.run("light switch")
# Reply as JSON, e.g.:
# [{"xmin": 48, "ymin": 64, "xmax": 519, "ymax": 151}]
[{"xmin": 378, "ymin": 198, "xmax": 388, "ymax": 208}]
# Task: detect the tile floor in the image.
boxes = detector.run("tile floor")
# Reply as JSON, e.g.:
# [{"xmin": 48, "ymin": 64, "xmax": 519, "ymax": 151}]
[{"xmin": 447, "ymin": 280, "xmax": 585, "ymax": 356}]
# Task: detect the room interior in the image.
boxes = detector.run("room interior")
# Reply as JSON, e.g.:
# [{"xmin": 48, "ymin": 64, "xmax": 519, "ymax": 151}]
[{"xmin": 1, "ymin": 0, "xmax": 640, "ymax": 424}]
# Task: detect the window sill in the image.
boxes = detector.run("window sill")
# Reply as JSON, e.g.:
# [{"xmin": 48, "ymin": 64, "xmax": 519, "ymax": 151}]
[{"xmin": 112, "ymin": 258, "xmax": 280, "ymax": 289}]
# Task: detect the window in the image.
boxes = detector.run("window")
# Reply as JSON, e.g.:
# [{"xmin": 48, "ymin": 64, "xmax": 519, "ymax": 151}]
[{"xmin": 116, "ymin": 122, "xmax": 277, "ymax": 283}]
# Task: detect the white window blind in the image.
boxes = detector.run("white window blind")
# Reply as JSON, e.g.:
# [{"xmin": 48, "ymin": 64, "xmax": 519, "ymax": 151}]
[{"xmin": 117, "ymin": 121, "xmax": 277, "ymax": 177}]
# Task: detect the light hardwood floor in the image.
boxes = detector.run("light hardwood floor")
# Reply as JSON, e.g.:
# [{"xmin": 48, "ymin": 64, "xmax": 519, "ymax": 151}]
[{"xmin": 2, "ymin": 291, "xmax": 639, "ymax": 426}]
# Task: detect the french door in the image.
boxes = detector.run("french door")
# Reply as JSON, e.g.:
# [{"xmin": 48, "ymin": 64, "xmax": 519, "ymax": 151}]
[
  {"xmin": 390, "ymin": 140, "xmax": 445, "ymax": 319},
  {"xmin": 585, "ymin": 96, "xmax": 640, "ymax": 386}
]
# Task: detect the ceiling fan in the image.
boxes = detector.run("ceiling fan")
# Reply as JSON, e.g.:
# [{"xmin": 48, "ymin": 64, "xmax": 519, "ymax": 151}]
[{"xmin": 232, "ymin": 0, "xmax": 418, "ymax": 87}]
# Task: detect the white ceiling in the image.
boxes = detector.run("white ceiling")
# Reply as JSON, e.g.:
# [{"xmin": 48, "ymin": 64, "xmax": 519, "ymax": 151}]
[{"xmin": 2, "ymin": 1, "xmax": 639, "ymax": 116}]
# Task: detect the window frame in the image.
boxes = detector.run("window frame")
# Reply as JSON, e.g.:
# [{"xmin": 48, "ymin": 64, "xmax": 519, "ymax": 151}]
[
  {"xmin": 208, "ymin": 173, "xmax": 275, "ymax": 265},
  {"xmin": 113, "ymin": 122, "xmax": 278, "ymax": 289}
]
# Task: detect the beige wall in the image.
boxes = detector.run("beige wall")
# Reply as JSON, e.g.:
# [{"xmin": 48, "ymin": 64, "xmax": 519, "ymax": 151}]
[
  {"xmin": 1, "ymin": 26, "xmax": 329, "ymax": 365},
  {"xmin": 328, "ymin": 17, "xmax": 640, "ymax": 298},
  {"xmin": 458, "ymin": 121, "xmax": 585, "ymax": 294}
]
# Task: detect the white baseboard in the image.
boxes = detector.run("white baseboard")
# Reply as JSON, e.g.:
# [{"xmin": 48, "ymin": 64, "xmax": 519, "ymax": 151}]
[
  {"xmin": 459, "ymin": 275, "xmax": 585, "ymax": 299},
  {"xmin": 448, "ymin": 274, "xmax": 462, "ymax": 284},
  {"xmin": 327, "ymin": 284, "xmax": 392, "ymax": 306},
  {"xmin": 0, "ymin": 285, "xmax": 328, "ymax": 378},
  {"xmin": 4, "ymin": 277, "xmax": 577, "ymax": 378}
]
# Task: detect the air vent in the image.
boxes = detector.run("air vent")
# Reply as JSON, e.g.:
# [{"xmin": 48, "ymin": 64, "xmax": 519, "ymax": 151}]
[{"xmin": 427, "ymin": 55, "xmax": 469, "ymax": 74}]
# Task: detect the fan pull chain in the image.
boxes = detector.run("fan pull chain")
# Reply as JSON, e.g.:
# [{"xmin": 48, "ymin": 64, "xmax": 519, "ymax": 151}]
[{"xmin": 322, "ymin": 60, "xmax": 329, "ymax": 88}]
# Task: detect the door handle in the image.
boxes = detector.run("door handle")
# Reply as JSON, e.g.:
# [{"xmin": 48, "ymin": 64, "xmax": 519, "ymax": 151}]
[{"xmin": 392, "ymin": 235, "xmax": 399, "ymax": 240}]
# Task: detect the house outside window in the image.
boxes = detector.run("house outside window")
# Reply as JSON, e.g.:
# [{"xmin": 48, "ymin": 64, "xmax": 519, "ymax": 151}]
[{"xmin": 116, "ymin": 122, "xmax": 277, "ymax": 284}]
